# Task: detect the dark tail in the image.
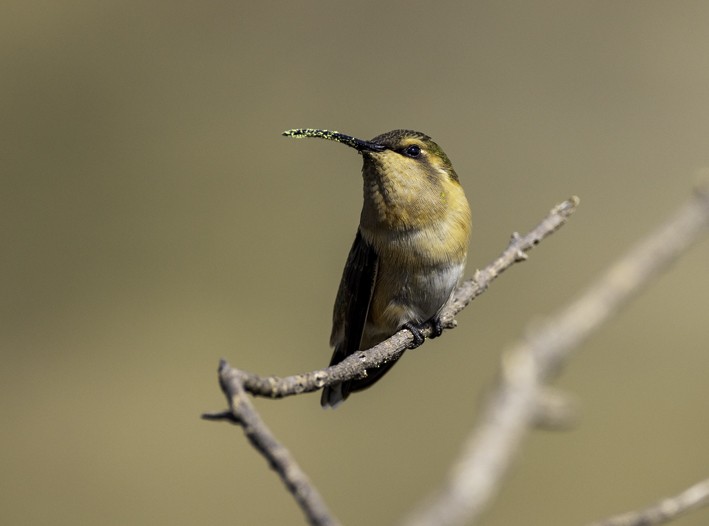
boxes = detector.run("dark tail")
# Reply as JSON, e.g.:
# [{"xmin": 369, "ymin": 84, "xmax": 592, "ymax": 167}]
[{"xmin": 320, "ymin": 354, "xmax": 403, "ymax": 408}]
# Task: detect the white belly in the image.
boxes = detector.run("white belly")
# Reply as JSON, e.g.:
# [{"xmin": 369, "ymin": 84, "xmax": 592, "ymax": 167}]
[{"xmin": 367, "ymin": 260, "xmax": 465, "ymax": 338}]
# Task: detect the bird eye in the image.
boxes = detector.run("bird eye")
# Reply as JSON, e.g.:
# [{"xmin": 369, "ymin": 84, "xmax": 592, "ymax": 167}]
[{"xmin": 403, "ymin": 145, "xmax": 422, "ymax": 158}]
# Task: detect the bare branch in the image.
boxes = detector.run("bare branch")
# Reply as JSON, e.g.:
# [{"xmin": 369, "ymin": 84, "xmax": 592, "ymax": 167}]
[
  {"xmin": 403, "ymin": 183, "xmax": 709, "ymax": 526},
  {"xmin": 202, "ymin": 362, "xmax": 341, "ymax": 526},
  {"xmin": 588, "ymin": 477, "xmax": 709, "ymax": 526},
  {"xmin": 204, "ymin": 197, "xmax": 580, "ymax": 526},
  {"xmin": 227, "ymin": 196, "xmax": 581, "ymax": 399}
]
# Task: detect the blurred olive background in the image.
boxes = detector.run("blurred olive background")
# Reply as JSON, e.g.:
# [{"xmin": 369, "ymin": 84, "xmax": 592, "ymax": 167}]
[{"xmin": 3, "ymin": 1, "xmax": 709, "ymax": 525}]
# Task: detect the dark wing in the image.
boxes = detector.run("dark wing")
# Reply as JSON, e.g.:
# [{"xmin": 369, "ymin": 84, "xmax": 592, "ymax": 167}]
[{"xmin": 321, "ymin": 230, "xmax": 378, "ymax": 407}]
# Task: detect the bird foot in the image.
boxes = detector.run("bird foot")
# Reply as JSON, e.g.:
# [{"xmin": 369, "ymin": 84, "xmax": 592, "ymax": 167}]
[
  {"xmin": 429, "ymin": 318, "xmax": 444, "ymax": 339},
  {"xmin": 403, "ymin": 322, "xmax": 426, "ymax": 349}
]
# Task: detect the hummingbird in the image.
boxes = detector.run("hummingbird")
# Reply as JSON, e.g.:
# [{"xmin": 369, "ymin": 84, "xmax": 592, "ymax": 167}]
[{"xmin": 283, "ymin": 128, "xmax": 472, "ymax": 407}]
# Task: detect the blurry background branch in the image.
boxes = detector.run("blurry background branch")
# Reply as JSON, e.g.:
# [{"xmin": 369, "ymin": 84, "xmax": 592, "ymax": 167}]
[
  {"xmin": 589, "ymin": 477, "xmax": 709, "ymax": 526},
  {"xmin": 403, "ymin": 183, "xmax": 709, "ymax": 526}
]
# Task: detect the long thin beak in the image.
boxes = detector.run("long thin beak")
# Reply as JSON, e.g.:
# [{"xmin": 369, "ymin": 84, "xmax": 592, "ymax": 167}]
[{"xmin": 283, "ymin": 129, "xmax": 385, "ymax": 152}]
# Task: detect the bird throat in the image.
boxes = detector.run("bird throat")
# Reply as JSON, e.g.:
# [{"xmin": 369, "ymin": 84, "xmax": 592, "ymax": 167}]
[{"xmin": 360, "ymin": 161, "xmax": 447, "ymax": 232}]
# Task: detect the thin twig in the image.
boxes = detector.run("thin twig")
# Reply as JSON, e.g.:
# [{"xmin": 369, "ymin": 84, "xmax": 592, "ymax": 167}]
[
  {"xmin": 225, "ymin": 196, "xmax": 581, "ymax": 399},
  {"xmin": 202, "ymin": 363, "xmax": 341, "ymax": 526},
  {"xmin": 403, "ymin": 183, "xmax": 709, "ymax": 526},
  {"xmin": 588, "ymin": 477, "xmax": 709, "ymax": 526}
]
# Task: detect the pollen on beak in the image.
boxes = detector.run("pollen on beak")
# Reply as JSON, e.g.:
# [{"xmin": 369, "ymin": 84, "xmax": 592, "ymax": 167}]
[{"xmin": 283, "ymin": 128, "xmax": 385, "ymax": 153}]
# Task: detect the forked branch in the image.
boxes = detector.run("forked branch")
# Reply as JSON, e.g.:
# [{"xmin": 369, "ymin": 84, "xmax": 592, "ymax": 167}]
[{"xmin": 204, "ymin": 196, "xmax": 579, "ymax": 526}]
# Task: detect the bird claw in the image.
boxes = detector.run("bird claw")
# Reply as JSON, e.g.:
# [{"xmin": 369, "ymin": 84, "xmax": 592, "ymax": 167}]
[
  {"xmin": 403, "ymin": 317, "xmax": 445, "ymax": 348},
  {"xmin": 430, "ymin": 318, "xmax": 444, "ymax": 339},
  {"xmin": 402, "ymin": 322, "xmax": 425, "ymax": 349}
]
